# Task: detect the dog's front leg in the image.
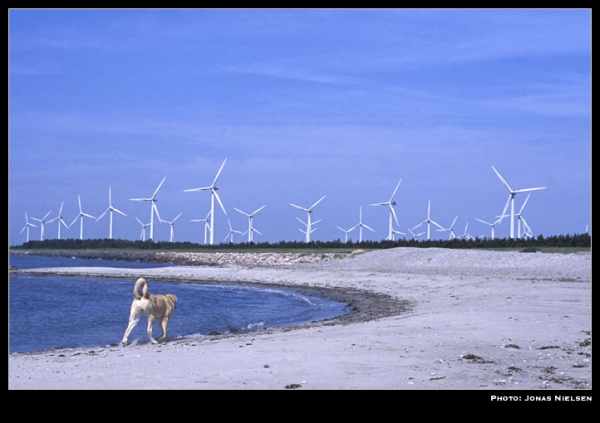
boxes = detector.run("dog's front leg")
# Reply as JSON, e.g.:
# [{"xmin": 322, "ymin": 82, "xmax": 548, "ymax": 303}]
[{"xmin": 146, "ymin": 315, "xmax": 158, "ymax": 344}]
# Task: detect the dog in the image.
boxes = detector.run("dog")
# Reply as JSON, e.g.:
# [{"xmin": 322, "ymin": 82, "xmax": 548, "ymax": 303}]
[{"xmin": 121, "ymin": 278, "xmax": 177, "ymax": 346}]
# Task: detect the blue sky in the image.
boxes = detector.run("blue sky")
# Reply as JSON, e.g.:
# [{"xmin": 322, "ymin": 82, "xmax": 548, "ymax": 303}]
[{"xmin": 9, "ymin": 9, "xmax": 591, "ymax": 245}]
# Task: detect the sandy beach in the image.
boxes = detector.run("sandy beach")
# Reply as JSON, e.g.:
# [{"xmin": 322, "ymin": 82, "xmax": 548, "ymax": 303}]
[{"xmin": 9, "ymin": 247, "xmax": 591, "ymax": 390}]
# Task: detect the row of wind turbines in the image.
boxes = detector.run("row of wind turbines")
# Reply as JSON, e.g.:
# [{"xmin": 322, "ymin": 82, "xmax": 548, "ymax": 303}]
[{"xmin": 19, "ymin": 160, "xmax": 547, "ymax": 245}]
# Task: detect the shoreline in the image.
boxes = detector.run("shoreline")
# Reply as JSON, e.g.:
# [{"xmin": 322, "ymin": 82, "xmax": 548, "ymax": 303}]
[{"xmin": 9, "ymin": 248, "xmax": 591, "ymax": 390}]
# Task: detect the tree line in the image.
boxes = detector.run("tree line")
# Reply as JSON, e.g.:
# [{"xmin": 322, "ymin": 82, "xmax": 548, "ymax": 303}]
[{"xmin": 10, "ymin": 233, "xmax": 591, "ymax": 251}]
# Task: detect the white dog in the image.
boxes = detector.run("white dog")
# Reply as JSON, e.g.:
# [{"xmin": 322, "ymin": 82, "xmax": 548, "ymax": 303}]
[{"xmin": 121, "ymin": 278, "xmax": 177, "ymax": 345}]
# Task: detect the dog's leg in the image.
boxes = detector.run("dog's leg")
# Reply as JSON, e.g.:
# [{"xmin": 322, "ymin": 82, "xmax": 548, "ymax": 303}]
[
  {"xmin": 121, "ymin": 312, "xmax": 141, "ymax": 346},
  {"xmin": 146, "ymin": 315, "xmax": 158, "ymax": 344},
  {"xmin": 157, "ymin": 317, "xmax": 170, "ymax": 342}
]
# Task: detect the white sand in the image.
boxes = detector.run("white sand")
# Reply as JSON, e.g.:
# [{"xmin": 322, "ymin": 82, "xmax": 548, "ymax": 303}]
[{"xmin": 9, "ymin": 247, "xmax": 591, "ymax": 390}]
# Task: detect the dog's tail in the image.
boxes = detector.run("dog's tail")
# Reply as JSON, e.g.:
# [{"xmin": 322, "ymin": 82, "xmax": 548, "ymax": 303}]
[{"xmin": 134, "ymin": 278, "xmax": 149, "ymax": 300}]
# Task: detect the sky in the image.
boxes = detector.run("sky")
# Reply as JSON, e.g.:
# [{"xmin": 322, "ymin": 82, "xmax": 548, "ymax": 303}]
[{"xmin": 8, "ymin": 8, "xmax": 591, "ymax": 245}]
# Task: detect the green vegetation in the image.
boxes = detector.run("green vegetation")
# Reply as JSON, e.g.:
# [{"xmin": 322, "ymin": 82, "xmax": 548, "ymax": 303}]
[{"xmin": 10, "ymin": 233, "xmax": 591, "ymax": 253}]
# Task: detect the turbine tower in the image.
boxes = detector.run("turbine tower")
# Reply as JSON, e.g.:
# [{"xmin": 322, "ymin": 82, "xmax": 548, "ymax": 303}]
[
  {"xmin": 70, "ymin": 195, "xmax": 96, "ymax": 240},
  {"xmin": 492, "ymin": 166, "xmax": 547, "ymax": 239},
  {"xmin": 185, "ymin": 158, "xmax": 227, "ymax": 245},
  {"xmin": 97, "ymin": 186, "xmax": 127, "ymax": 239},
  {"xmin": 135, "ymin": 217, "xmax": 150, "ymax": 241},
  {"xmin": 20, "ymin": 212, "xmax": 37, "ymax": 242},
  {"xmin": 130, "ymin": 177, "xmax": 165, "ymax": 241},
  {"xmin": 290, "ymin": 195, "xmax": 325, "ymax": 243},
  {"xmin": 31, "ymin": 211, "xmax": 52, "ymax": 241},
  {"xmin": 370, "ymin": 179, "xmax": 402, "ymax": 241},
  {"xmin": 412, "ymin": 200, "xmax": 443, "ymax": 240},
  {"xmin": 48, "ymin": 202, "xmax": 69, "ymax": 239},
  {"xmin": 161, "ymin": 213, "xmax": 182, "ymax": 242},
  {"xmin": 234, "ymin": 205, "xmax": 266, "ymax": 243},
  {"xmin": 354, "ymin": 206, "xmax": 375, "ymax": 243}
]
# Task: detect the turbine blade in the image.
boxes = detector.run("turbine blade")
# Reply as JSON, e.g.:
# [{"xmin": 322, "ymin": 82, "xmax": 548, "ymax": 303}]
[
  {"xmin": 212, "ymin": 158, "xmax": 228, "ymax": 186},
  {"xmin": 290, "ymin": 203, "xmax": 307, "ymax": 211},
  {"xmin": 370, "ymin": 202, "xmax": 387, "ymax": 206},
  {"xmin": 519, "ymin": 194, "xmax": 531, "ymax": 214},
  {"xmin": 492, "ymin": 166, "xmax": 513, "ymax": 192},
  {"xmin": 309, "ymin": 195, "xmax": 326, "ymax": 210},
  {"xmin": 515, "ymin": 187, "xmax": 547, "ymax": 194},
  {"xmin": 234, "ymin": 207, "xmax": 250, "ymax": 217},
  {"xmin": 184, "ymin": 186, "xmax": 211, "ymax": 192},
  {"xmin": 390, "ymin": 205, "xmax": 399, "ymax": 226},
  {"xmin": 390, "ymin": 179, "xmax": 402, "ymax": 200},
  {"xmin": 214, "ymin": 190, "xmax": 227, "ymax": 215},
  {"xmin": 96, "ymin": 209, "xmax": 109, "ymax": 221},
  {"xmin": 152, "ymin": 203, "xmax": 161, "ymax": 221},
  {"xmin": 364, "ymin": 224, "xmax": 375, "ymax": 232},
  {"xmin": 251, "ymin": 205, "xmax": 266, "ymax": 215},
  {"xmin": 113, "ymin": 208, "xmax": 127, "ymax": 217},
  {"xmin": 153, "ymin": 177, "xmax": 167, "ymax": 198}
]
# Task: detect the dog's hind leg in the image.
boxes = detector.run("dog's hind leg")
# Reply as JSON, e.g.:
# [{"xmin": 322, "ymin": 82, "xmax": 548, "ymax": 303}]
[
  {"xmin": 158, "ymin": 317, "xmax": 170, "ymax": 342},
  {"xmin": 146, "ymin": 315, "xmax": 158, "ymax": 344},
  {"xmin": 121, "ymin": 313, "xmax": 141, "ymax": 346}
]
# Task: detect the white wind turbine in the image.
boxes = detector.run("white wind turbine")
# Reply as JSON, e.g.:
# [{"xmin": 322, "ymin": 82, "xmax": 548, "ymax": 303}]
[
  {"xmin": 408, "ymin": 227, "xmax": 425, "ymax": 241},
  {"xmin": 20, "ymin": 212, "xmax": 37, "ymax": 242},
  {"xmin": 370, "ymin": 179, "xmax": 402, "ymax": 241},
  {"xmin": 492, "ymin": 166, "xmax": 547, "ymax": 239},
  {"xmin": 290, "ymin": 195, "xmax": 325, "ymax": 243},
  {"xmin": 130, "ymin": 177, "xmax": 165, "ymax": 241},
  {"xmin": 336, "ymin": 225, "xmax": 357, "ymax": 243},
  {"xmin": 97, "ymin": 186, "xmax": 127, "ymax": 239},
  {"xmin": 475, "ymin": 217, "xmax": 502, "ymax": 240},
  {"xmin": 501, "ymin": 194, "xmax": 534, "ymax": 239},
  {"xmin": 185, "ymin": 158, "xmax": 227, "ymax": 245},
  {"xmin": 412, "ymin": 200, "xmax": 444, "ymax": 240},
  {"xmin": 224, "ymin": 218, "xmax": 243, "ymax": 243},
  {"xmin": 458, "ymin": 221, "xmax": 475, "ymax": 240},
  {"xmin": 354, "ymin": 206, "xmax": 375, "ymax": 243},
  {"xmin": 70, "ymin": 195, "xmax": 96, "ymax": 240},
  {"xmin": 437, "ymin": 215, "xmax": 459, "ymax": 240},
  {"xmin": 47, "ymin": 202, "xmax": 70, "ymax": 239},
  {"xmin": 135, "ymin": 217, "xmax": 150, "ymax": 241},
  {"xmin": 234, "ymin": 205, "xmax": 266, "ymax": 243},
  {"xmin": 31, "ymin": 211, "xmax": 52, "ymax": 241},
  {"xmin": 161, "ymin": 213, "xmax": 182, "ymax": 243},
  {"xmin": 191, "ymin": 210, "xmax": 212, "ymax": 245}
]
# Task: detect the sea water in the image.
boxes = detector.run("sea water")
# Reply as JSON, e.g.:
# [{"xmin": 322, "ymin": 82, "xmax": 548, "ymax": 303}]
[{"xmin": 9, "ymin": 254, "xmax": 349, "ymax": 353}]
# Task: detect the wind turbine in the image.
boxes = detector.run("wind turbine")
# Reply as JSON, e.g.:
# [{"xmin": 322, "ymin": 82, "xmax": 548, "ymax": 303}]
[
  {"xmin": 234, "ymin": 205, "xmax": 266, "ymax": 243},
  {"xmin": 130, "ymin": 177, "xmax": 165, "ymax": 241},
  {"xmin": 336, "ymin": 225, "xmax": 357, "ymax": 243},
  {"xmin": 492, "ymin": 166, "xmax": 547, "ymax": 239},
  {"xmin": 475, "ymin": 217, "xmax": 502, "ymax": 240},
  {"xmin": 437, "ymin": 215, "xmax": 459, "ymax": 240},
  {"xmin": 191, "ymin": 210, "xmax": 212, "ymax": 245},
  {"xmin": 184, "ymin": 158, "xmax": 227, "ymax": 245},
  {"xmin": 31, "ymin": 211, "xmax": 52, "ymax": 241},
  {"xmin": 458, "ymin": 221, "xmax": 475, "ymax": 240},
  {"xmin": 511, "ymin": 194, "xmax": 534, "ymax": 239},
  {"xmin": 370, "ymin": 179, "xmax": 402, "ymax": 241},
  {"xmin": 135, "ymin": 217, "xmax": 150, "ymax": 241},
  {"xmin": 161, "ymin": 213, "xmax": 182, "ymax": 243},
  {"xmin": 69, "ymin": 195, "xmax": 96, "ymax": 240},
  {"xmin": 407, "ymin": 227, "xmax": 424, "ymax": 241},
  {"xmin": 20, "ymin": 212, "xmax": 37, "ymax": 242},
  {"xmin": 354, "ymin": 206, "xmax": 375, "ymax": 243},
  {"xmin": 47, "ymin": 202, "xmax": 70, "ymax": 239},
  {"xmin": 290, "ymin": 195, "xmax": 325, "ymax": 243},
  {"xmin": 412, "ymin": 200, "xmax": 444, "ymax": 240},
  {"xmin": 223, "ymin": 218, "xmax": 243, "ymax": 243},
  {"xmin": 97, "ymin": 186, "xmax": 127, "ymax": 239}
]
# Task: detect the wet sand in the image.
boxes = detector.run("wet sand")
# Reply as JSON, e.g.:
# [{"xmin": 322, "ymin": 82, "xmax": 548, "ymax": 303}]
[{"xmin": 9, "ymin": 248, "xmax": 591, "ymax": 390}]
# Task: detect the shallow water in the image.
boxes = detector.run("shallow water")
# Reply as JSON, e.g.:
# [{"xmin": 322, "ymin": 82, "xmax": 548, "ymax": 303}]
[{"xmin": 9, "ymin": 254, "xmax": 349, "ymax": 353}]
